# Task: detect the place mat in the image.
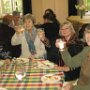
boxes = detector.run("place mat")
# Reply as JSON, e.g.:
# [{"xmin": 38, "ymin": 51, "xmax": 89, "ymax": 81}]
[{"xmin": 16, "ymin": 58, "xmax": 29, "ymax": 64}]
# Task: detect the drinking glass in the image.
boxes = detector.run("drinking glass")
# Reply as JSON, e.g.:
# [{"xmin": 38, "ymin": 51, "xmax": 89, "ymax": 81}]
[
  {"xmin": 0, "ymin": 60, "xmax": 5, "ymax": 75},
  {"xmin": 58, "ymin": 39, "xmax": 65, "ymax": 51},
  {"xmin": 37, "ymin": 28, "xmax": 45, "ymax": 41},
  {"xmin": 15, "ymin": 60, "xmax": 26, "ymax": 81}
]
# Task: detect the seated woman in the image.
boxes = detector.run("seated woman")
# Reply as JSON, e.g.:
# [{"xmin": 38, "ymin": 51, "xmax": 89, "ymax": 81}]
[
  {"xmin": 59, "ymin": 24, "xmax": 90, "ymax": 90},
  {"xmin": 0, "ymin": 14, "xmax": 21, "ymax": 59},
  {"xmin": 55, "ymin": 21, "xmax": 84, "ymax": 81},
  {"xmin": 11, "ymin": 13, "xmax": 46, "ymax": 59}
]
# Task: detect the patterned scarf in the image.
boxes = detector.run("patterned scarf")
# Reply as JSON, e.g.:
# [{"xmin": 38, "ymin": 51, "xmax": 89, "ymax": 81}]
[{"xmin": 24, "ymin": 27, "xmax": 37, "ymax": 54}]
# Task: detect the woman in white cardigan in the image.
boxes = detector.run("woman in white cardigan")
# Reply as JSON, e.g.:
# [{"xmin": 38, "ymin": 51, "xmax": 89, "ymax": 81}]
[{"xmin": 11, "ymin": 13, "xmax": 46, "ymax": 59}]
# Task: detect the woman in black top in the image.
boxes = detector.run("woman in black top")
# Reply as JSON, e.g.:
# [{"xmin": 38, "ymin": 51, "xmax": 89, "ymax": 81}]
[
  {"xmin": 55, "ymin": 21, "xmax": 84, "ymax": 81},
  {"xmin": 0, "ymin": 14, "xmax": 21, "ymax": 59}
]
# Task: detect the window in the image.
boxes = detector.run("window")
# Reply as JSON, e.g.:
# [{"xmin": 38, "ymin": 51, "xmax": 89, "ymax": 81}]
[
  {"xmin": 85, "ymin": 0, "xmax": 90, "ymax": 9},
  {"xmin": 0, "ymin": 0, "xmax": 23, "ymax": 16},
  {"xmin": 84, "ymin": 0, "xmax": 90, "ymax": 15}
]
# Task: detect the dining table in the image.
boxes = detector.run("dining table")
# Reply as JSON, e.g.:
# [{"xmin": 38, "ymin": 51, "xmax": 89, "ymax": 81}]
[{"xmin": 0, "ymin": 59, "xmax": 64, "ymax": 90}]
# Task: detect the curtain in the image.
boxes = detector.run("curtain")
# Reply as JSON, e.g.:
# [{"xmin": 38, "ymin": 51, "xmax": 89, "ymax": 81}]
[
  {"xmin": 22, "ymin": 0, "xmax": 32, "ymax": 15},
  {"xmin": 68, "ymin": 0, "xmax": 78, "ymax": 16}
]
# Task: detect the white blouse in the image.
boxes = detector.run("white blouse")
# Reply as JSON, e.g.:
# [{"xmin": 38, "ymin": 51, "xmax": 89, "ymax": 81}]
[{"xmin": 11, "ymin": 32, "xmax": 46, "ymax": 58}]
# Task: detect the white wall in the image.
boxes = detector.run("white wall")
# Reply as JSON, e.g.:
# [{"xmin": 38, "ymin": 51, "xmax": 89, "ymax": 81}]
[{"xmin": 32, "ymin": 0, "xmax": 68, "ymax": 23}]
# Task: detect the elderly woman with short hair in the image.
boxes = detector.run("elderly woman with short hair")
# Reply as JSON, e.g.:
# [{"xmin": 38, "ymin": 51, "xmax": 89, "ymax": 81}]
[{"xmin": 11, "ymin": 13, "xmax": 46, "ymax": 59}]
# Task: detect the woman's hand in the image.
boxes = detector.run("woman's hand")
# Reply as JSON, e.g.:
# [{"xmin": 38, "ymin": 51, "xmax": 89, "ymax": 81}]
[
  {"xmin": 63, "ymin": 83, "xmax": 73, "ymax": 90},
  {"xmin": 15, "ymin": 25, "xmax": 24, "ymax": 34},
  {"xmin": 29, "ymin": 54, "xmax": 35, "ymax": 60},
  {"xmin": 38, "ymin": 30, "xmax": 45, "ymax": 41},
  {"xmin": 55, "ymin": 39, "xmax": 66, "ymax": 51}
]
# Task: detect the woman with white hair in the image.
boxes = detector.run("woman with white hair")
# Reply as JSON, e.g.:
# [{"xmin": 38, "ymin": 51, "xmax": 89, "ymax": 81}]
[
  {"xmin": 11, "ymin": 13, "xmax": 46, "ymax": 59},
  {"xmin": 55, "ymin": 21, "xmax": 84, "ymax": 81}
]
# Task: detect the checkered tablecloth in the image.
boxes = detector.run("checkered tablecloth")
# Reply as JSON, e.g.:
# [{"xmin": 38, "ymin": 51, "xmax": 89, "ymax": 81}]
[{"xmin": 0, "ymin": 60, "xmax": 63, "ymax": 90}]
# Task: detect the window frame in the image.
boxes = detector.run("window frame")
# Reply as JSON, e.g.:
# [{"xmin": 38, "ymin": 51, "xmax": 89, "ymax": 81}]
[{"xmin": 0, "ymin": 0, "xmax": 23, "ymax": 16}]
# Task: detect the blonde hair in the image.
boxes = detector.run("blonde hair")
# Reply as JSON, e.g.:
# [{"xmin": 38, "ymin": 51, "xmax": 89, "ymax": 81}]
[{"xmin": 60, "ymin": 21, "xmax": 76, "ymax": 35}]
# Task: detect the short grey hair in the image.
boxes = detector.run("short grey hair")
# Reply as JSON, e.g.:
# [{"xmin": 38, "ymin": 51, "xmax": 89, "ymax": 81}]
[
  {"xmin": 12, "ymin": 11, "xmax": 20, "ymax": 16},
  {"xmin": 23, "ymin": 13, "xmax": 36, "ymax": 25}
]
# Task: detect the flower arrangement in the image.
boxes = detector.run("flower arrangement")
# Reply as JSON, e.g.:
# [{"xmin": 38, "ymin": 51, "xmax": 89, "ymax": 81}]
[
  {"xmin": 75, "ymin": 4, "xmax": 87, "ymax": 11},
  {"xmin": 75, "ymin": 4, "xmax": 87, "ymax": 19}
]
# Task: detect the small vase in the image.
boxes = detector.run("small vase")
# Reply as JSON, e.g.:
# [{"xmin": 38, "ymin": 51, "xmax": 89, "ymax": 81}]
[
  {"xmin": 80, "ymin": 10, "xmax": 84, "ymax": 19},
  {"xmin": 80, "ymin": 13, "xmax": 83, "ymax": 19}
]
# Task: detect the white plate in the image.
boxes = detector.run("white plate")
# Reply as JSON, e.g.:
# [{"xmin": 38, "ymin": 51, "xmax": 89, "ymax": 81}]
[
  {"xmin": 41, "ymin": 74, "xmax": 61, "ymax": 83},
  {"xmin": 16, "ymin": 58, "xmax": 29, "ymax": 64},
  {"xmin": 37, "ymin": 60, "xmax": 54, "ymax": 69},
  {"xmin": 0, "ymin": 87, "xmax": 7, "ymax": 90}
]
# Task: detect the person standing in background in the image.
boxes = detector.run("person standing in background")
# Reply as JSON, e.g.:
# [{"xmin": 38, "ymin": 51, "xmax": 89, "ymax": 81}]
[
  {"xmin": 44, "ymin": 8, "xmax": 60, "ymax": 26},
  {"xmin": 39, "ymin": 12, "xmax": 60, "ymax": 65}
]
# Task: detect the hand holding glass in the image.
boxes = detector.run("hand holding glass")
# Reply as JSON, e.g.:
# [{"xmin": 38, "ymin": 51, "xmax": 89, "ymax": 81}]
[
  {"xmin": 58, "ymin": 39, "xmax": 65, "ymax": 51},
  {"xmin": 15, "ymin": 25, "xmax": 24, "ymax": 34}
]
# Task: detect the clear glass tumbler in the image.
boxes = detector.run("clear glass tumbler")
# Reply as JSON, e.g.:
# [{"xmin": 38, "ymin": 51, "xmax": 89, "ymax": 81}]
[{"xmin": 15, "ymin": 60, "xmax": 26, "ymax": 81}]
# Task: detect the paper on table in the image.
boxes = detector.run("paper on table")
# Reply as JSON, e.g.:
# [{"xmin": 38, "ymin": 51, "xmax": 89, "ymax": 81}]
[{"xmin": 0, "ymin": 87, "xmax": 8, "ymax": 90}]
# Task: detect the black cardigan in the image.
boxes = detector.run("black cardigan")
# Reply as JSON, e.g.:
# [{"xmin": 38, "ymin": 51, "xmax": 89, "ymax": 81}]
[{"xmin": 0, "ymin": 23, "xmax": 21, "ymax": 59}]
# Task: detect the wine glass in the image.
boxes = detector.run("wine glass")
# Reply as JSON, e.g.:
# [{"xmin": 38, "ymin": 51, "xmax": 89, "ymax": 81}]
[{"xmin": 15, "ymin": 60, "xmax": 26, "ymax": 81}]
